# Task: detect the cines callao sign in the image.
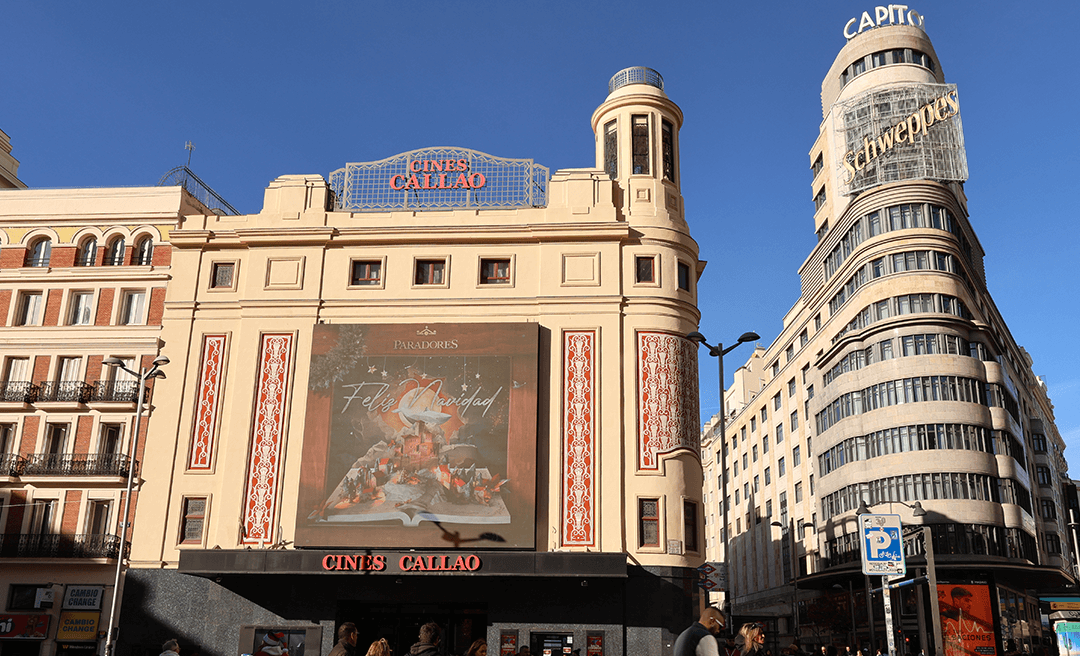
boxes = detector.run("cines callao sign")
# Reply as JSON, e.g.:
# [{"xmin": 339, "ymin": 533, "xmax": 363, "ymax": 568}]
[{"xmin": 842, "ymin": 89, "xmax": 959, "ymax": 184}]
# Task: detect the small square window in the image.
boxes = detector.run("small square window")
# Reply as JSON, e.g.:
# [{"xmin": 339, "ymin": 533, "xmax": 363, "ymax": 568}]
[
  {"xmin": 415, "ymin": 259, "xmax": 446, "ymax": 285},
  {"xmin": 480, "ymin": 258, "xmax": 511, "ymax": 285},
  {"xmin": 639, "ymin": 498, "xmax": 660, "ymax": 548},
  {"xmin": 211, "ymin": 262, "xmax": 235, "ymax": 289},
  {"xmin": 635, "ymin": 256, "xmax": 655, "ymax": 284},
  {"xmin": 677, "ymin": 262, "xmax": 691, "ymax": 291},
  {"xmin": 180, "ymin": 497, "xmax": 207, "ymax": 544},
  {"xmin": 350, "ymin": 260, "xmax": 382, "ymax": 286}
]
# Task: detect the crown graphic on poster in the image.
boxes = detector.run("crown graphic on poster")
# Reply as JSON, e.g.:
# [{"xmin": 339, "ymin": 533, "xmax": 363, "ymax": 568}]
[{"xmin": 417, "ymin": 327, "xmax": 437, "ymax": 336}]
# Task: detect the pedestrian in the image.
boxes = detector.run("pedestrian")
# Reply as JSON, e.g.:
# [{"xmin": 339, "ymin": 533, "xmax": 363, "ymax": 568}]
[
  {"xmin": 329, "ymin": 623, "xmax": 358, "ymax": 656},
  {"xmin": 161, "ymin": 639, "xmax": 181, "ymax": 656},
  {"xmin": 517, "ymin": 647, "xmax": 531, "ymax": 656},
  {"xmin": 465, "ymin": 640, "xmax": 487, "ymax": 656},
  {"xmin": 674, "ymin": 606, "xmax": 725, "ymax": 656},
  {"xmin": 365, "ymin": 639, "xmax": 391, "ymax": 656},
  {"xmin": 409, "ymin": 622, "xmax": 441, "ymax": 656},
  {"xmin": 735, "ymin": 623, "xmax": 765, "ymax": 656},
  {"xmin": 725, "ymin": 636, "xmax": 738, "ymax": 656}
]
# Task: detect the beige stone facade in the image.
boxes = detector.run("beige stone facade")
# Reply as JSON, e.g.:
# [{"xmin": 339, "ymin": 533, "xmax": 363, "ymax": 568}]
[
  {"xmin": 702, "ymin": 22, "xmax": 1070, "ymax": 653},
  {"xmin": 0, "ymin": 186, "xmax": 202, "ymax": 656}
]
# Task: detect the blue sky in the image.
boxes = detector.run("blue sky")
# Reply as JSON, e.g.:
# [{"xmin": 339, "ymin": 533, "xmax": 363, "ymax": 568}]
[{"xmin": 4, "ymin": 2, "xmax": 1079, "ymax": 471}]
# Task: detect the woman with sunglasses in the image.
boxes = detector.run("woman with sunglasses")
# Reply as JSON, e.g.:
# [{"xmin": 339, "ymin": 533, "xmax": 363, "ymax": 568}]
[{"xmin": 735, "ymin": 623, "xmax": 766, "ymax": 656}]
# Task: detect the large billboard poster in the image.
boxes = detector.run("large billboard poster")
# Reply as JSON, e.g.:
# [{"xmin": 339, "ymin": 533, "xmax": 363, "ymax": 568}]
[
  {"xmin": 940, "ymin": 583, "xmax": 998, "ymax": 656},
  {"xmin": 295, "ymin": 323, "xmax": 538, "ymax": 548}
]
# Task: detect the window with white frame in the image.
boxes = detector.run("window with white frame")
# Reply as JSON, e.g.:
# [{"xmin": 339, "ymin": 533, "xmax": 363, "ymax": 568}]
[
  {"xmin": 15, "ymin": 292, "xmax": 43, "ymax": 326},
  {"xmin": 120, "ymin": 291, "xmax": 146, "ymax": 325},
  {"xmin": 69, "ymin": 292, "xmax": 94, "ymax": 325}
]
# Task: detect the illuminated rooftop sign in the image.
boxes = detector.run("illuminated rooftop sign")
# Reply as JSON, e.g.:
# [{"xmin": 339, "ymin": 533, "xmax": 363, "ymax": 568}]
[
  {"xmin": 330, "ymin": 147, "xmax": 549, "ymax": 212},
  {"xmin": 844, "ymin": 6, "xmax": 925, "ymax": 39}
]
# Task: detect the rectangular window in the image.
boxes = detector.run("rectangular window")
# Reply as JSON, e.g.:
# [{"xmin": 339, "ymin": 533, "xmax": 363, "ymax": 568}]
[
  {"xmin": 761, "ymin": 407, "xmax": 767, "ymax": 422},
  {"xmin": 58, "ymin": 357, "xmax": 81, "ymax": 382},
  {"xmin": 45, "ymin": 423, "xmax": 68, "ymax": 455},
  {"xmin": 635, "ymin": 256, "xmax": 655, "ymax": 283},
  {"xmin": 120, "ymin": 291, "xmax": 146, "ymax": 325},
  {"xmin": 750, "ymin": 417, "xmax": 756, "ymax": 432},
  {"xmin": 800, "ymin": 330, "xmax": 809, "ymax": 348},
  {"xmin": 793, "ymin": 445, "xmax": 801, "ymax": 466},
  {"xmin": 773, "ymin": 393, "xmax": 782, "ymax": 410},
  {"xmin": 632, "ymin": 115, "xmax": 650, "ymax": 175},
  {"xmin": 683, "ymin": 500, "xmax": 698, "ymax": 552},
  {"xmin": 786, "ymin": 345, "xmax": 795, "ymax": 362},
  {"xmin": 1041, "ymin": 499, "xmax": 1057, "ymax": 520},
  {"xmin": 779, "ymin": 457, "xmax": 786, "ymax": 476},
  {"xmin": 752, "ymin": 445, "xmax": 758, "ymax": 462},
  {"xmin": 661, "ymin": 119, "xmax": 675, "ymax": 181},
  {"xmin": 753, "ymin": 475, "xmax": 759, "ymax": 493},
  {"xmin": 777, "ymin": 424, "xmax": 784, "ymax": 443},
  {"xmin": 0, "ymin": 423, "xmax": 13, "ymax": 455},
  {"xmin": 791, "ymin": 411, "xmax": 799, "ymax": 431},
  {"xmin": 764, "ymin": 467, "xmax": 771, "ymax": 485},
  {"xmin": 604, "ymin": 120, "xmax": 617, "ymax": 178},
  {"xmin": 480, "ymin": 258, "xmax": 511, "ymax": 285},
  {"xmin": 100, "ymin": 423, "xmax": 122, "ymax": 455},
  {"xmin": 677, "ymin": 262, "xmax": 691, "ymax": 291},
  {"xmin": 414, "ymin": 259, "xmax": 446, "ymax": 285},
  {"xmin": 795, "ymin": 482, "xmax": 803, "ymax": 503},
  {"xmin": 181, "ymin": 497, "xmax": 208, "ymax": 544},
  {"xmin": 350, "ymin": 260, "xmax": 382, "ymax": 286},
  {"xmin": 87, "ymin": 500, "xmax": 112, "ymax": 535},
  {"xmin": 15, "ymin": 292, "xmax": 43, "ymax": 326},
  {"xmin": 639, "ymin": 498, "xmax": 660, "ymax": 548},
  {"xmin": 211, "ymin": 262, "xmax": 235, "ymax": 289},
  {"xmin": 762, "ymin": 435, "xmax": 769, "ymax": 454},
  {"xmin": 788, "ymin": 379, "xmax": 796, "ymax": 397},
  {"xmin": 69, "ymin": 292, "xmax": 94, "ymax": 325}
]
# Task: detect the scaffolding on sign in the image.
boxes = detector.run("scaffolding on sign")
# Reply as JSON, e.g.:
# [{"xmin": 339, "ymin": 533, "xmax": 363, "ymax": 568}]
[
  {"xmin": 835, "ymin": 83, "xmax": 968, "ymax": 197},
  {"xmin": 330, "ymin": 147, "xmax": 549, "ymax": 212}
]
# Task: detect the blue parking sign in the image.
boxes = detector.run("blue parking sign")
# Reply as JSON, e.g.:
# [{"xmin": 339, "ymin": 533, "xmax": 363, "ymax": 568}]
[{"xmin": 859, "ymin": 513, "xmax": 906, "ymax": 576}]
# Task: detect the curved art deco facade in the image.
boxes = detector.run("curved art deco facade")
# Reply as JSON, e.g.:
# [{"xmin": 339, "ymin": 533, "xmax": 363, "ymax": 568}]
[{"xmin": 702, "ymin": 19, "xmax": 1070, "ymax": 654}]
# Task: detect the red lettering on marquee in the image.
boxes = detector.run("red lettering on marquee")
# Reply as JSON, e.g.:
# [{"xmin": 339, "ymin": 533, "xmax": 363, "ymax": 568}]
[{"xmin": 392, "ymin": 159, "xmax": 486, "ymax": 191}]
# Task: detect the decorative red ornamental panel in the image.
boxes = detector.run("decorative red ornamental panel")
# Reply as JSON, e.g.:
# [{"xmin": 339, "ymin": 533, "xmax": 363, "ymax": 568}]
[
  {"xmin": 241, "ymin": 333, "xmax": 294, "ymax": 545},
  {"xmin": 188, "ymin": 334, "xmax": 227, "ymax": 470},
  {"xmin": 637, "ymin": 331, "xmax": 700, "ymax": 470},
  {"xmin": 562, "ymin": 330, "xmax": 596, "ymax": 547}
]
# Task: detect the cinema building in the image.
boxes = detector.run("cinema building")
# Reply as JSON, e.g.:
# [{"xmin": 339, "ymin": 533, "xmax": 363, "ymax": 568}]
[
  {"xmin": 100, "ymin": 67, "xmax": 708, "ymax": 656},
  {"xmin": 701, "ymin": 12, "xmax": 1072, "ymax": 655}
]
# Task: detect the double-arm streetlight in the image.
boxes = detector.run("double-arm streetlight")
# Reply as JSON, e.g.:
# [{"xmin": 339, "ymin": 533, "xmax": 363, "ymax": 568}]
[
  {"xmin": 687, "ymin": 330, "xmax": 759, "ymax": 620},
  {"xmin": 856, "ymin": 500, "xmax": 941, "ymax": 656},
  {"xmin": 102, "ymin": 355, "xmax": 169, "ymax": 656}
]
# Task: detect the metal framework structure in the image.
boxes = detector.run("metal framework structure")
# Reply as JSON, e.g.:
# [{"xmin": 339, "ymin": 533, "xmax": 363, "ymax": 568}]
[
  {"xmin": 608, "ymin": 66, "xmax": 664, "ymax": 94},
  {"xmin": 330, "ymin": 147, "xmax": 549, "ymax": 212},
  {"xmin": 836, "ymin": 83, "xmax": 968, "ymax": 196},
  {"xmin": 157, "ymin": 166, "xmax": 240, "ymax": 215}
]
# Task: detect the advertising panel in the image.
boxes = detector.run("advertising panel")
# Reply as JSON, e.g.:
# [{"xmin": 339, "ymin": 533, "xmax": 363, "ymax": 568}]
[
  {"xmin": 940, "ymin": 583, "xmax": 998, "ymax": 656},
  {"xmin": 296, "ymin": 323, "xmax": 538, "ymax": 548},
  {"xmin": 0, "ymin": 614, "xmax": 50, "ymax": 639}
]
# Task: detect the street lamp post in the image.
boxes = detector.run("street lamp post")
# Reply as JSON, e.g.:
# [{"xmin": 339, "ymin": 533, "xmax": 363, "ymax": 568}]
[
  {"xmin": 687, "ymin": 330, "xmax": 759, "ymax": 621},
  {"xmin": 101, "ymin": 355, "xmax": 169, "ymax": 656}
]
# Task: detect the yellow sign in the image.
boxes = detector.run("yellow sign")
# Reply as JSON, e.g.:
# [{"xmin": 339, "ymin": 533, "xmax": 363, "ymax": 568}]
[
  {"xmin": 1051, "ymin": 602, "xmax": 1080, "ymax": 610},
  {"xmin": 56, "ymin": 612, "xmax": 99, "ymax": 641},
  {"xmin": 842, "ymin": 90, "xmax": 959, "ymax": 183}
]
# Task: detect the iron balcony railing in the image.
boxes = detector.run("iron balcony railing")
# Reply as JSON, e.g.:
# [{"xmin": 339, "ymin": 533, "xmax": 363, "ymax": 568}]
[
  {"xmin": 90, "ymin": 380, "xmax": 147, "ymax": 403},
  {"xmin": 0, "ymin": 533, "xmax": 125, "ymax": 559},
  {"xmin": 22, "ymin": 453, "xmax": 131, "ymax": 476},
  {"xmin": 0, "ymin": 453, "xmax": 24, "ymax": 476},
  {"xmin": 37, "ymin": 381, "xmax": 94, "ymax": 403},
  {"xmin": 0, "ymin": 381, "xmax": 39, "ymax": 403}
]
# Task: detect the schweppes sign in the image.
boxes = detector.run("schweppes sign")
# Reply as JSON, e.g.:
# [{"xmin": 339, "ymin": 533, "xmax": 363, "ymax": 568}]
[{"xmin": 842, "ymin": 89, "xmax": 959, "ymax": 183}]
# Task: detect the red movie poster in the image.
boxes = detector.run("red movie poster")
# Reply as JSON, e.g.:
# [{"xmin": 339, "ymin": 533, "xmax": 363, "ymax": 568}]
[
  {"xmin": 296, "ymin": 323, "xmax": 538, "ymax": 548},
  {"xmin": 500, "ymin": 632, "xmax": 517, "ymax": 656},
  {"xmin": 940, "ymin": 583, "xmax": 997, "ymax": 656}
]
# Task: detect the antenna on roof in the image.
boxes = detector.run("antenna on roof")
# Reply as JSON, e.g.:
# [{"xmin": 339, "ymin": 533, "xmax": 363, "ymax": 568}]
[{"xmin": 185, "ymin": 141, "xmax": 195, "ymax": 167}]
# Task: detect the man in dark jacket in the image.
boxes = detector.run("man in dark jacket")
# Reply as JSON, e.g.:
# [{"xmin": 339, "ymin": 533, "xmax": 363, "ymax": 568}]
[
  {"xmin": 328, "ymin": 623, "xmax": 357, "ymax": 656},
  {"xmin": 674, "ymin": 607, "xmax": 725, "ymax": 656},
  {"xmin": 409, "ymin": 622, "xmax": 441, "ymax": 656}
]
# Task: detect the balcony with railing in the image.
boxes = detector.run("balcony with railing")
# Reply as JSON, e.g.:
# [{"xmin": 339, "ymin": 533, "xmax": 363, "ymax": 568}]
[
  {"xmin": 37, "ymin": 381, "xmax": 94, "ymax": 403},
  {"xmin": 20, "ymin": 453, "xmax": 132, "ymax": 477},
  {"xmin": 0, "ymin": 381, "xmax": 39, "ymax": 403},
  {"xmin": 0, "ymin": 533, "xmax": 124, "ymax": 558},
  {"xmin": 90, "ymin": 380, "xmax": 146, "ymax": 403}
]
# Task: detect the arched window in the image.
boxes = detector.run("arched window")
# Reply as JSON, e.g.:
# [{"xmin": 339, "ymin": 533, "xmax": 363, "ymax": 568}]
[
  {"xmin": 104, "ymin": 237, "xmax": 126, "ymax": 266},
  {"xmin": 26, "ymin": 238, "xmax": 52, "ymax": 267},
  {"xmin": 134, "ymin": 236, "xmax": 154, "ymax": 266},
  {"xmin": 76, "ymin": 237, "xmax": 97, "ymax": 266}
]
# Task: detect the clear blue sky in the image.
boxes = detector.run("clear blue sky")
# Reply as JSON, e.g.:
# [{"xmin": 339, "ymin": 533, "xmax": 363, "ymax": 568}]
[{"xmin": 4, "ymin": 2, "xmax": 1079, "ymax": 471}]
